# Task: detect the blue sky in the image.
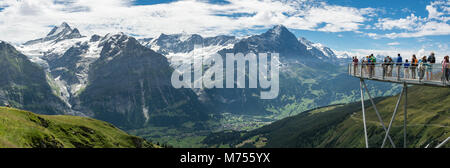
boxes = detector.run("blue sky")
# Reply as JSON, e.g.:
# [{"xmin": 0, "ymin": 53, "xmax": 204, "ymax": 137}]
[
  {"xmin": 0, "ymin": 0, "xmax": 448, "ymax": 58},
  {"xmin": 317, "ymin": 0, "xmax": 449, "ymax": 55}
]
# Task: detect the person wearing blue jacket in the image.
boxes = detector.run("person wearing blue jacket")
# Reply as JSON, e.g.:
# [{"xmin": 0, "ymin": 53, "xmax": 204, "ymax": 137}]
[
  {"xmin": 404, "ymin": 59, "xmax": 410, "ymax": 79},
  {"xmin": 396, "ymin": 54, "xmax": 403, "ymax": 80}
]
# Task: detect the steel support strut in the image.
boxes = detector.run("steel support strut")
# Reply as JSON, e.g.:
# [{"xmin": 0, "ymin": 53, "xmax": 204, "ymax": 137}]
[
  {"xmin": 404, "ymin": 82, "xmax": 407, "ymax": 148},
  {"xmin": 359, "ymin": 79, "xmax": 369, "ymax": 148},
  {"xmin": 435, "ymin": 137, "xmax": 450, "ymax": 148},
  {"xmin": 381, "ymin": 85, "xmax": 404, "ymax": 148},
  {"xmin": 362, "ymin": 80, "xmax": 396, "ymax": 147}
]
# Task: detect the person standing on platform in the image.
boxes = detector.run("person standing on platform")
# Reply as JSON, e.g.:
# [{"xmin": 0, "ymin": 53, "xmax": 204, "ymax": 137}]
[
  {"xmin": 418, "ymin": 56, "xmax": 427, "ymax": 81},
  {"xmin": 427, "ymin": 52, "xmax": 436, "ymax": 80},
  {"xmin": 404, "ymin": 59, "xmax": 410, "ymax": 79},
  {"xmin": 353, "ymin": 56, "xmax": 359, "ymax": 76},
  {"xmin": 396, "ymin": 54, "xmax": 402, "ymax": 80},
  {"xmin": 411, "ymin": 55, "xmax": 418, "ymax": 79},
  {"xmin": 442, "ymin": 56, "xmax": 449, "ymax": 82}
]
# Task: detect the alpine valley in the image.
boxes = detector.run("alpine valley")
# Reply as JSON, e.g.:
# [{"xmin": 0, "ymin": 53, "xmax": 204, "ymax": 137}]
[{"xmin": 1, "ymin": 23, "xmax": 400, "ymax": 147}]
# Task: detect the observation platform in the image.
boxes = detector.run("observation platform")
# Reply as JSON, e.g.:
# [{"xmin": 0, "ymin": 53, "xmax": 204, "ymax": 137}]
[
  {"xmin": 347, "ymin": 62, "xmax": 449, "ymax": 148},
  {"xmin": 348, "ymin": 63, "xmax": 450, "ymax": 87}
]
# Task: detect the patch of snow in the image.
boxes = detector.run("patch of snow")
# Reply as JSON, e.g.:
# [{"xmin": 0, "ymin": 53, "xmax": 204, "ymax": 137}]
[
  {"xmin": 179, "ymin": 33, "xmax": 192, "ymax": 42},
  {"xmin": 48, "ymin": 25, "xmax": 67, "ymax": 37},
  {"xmin": 272, "ymin": 25, "xmax": 283, "ymax": 35},
  {"xmin": 312, "ymin": 43, "xmax": 324, "ymax": 48},
  {"xmin": 83, "ymin": 41, "xmax": 102, "ymax": 58},
  {"xmin": 166, "ymin": 43, "xmax": 234, "ymax": 68},
  {"xmin": 53, "ymin": 76, "xmax": 72, "ymax": 108},
  {"xmin": 140, "ymin": 80, "xmax": 149, "ymax": 123},
  {"xmin": 16, "ymin": 37, "xmax": 89, "ymax": 66}
]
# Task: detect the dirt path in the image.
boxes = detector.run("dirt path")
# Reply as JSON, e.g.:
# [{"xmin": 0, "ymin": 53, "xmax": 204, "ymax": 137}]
[{"xmin": 350, "ymin": 113, "xmax": 449, "ymax": 128}]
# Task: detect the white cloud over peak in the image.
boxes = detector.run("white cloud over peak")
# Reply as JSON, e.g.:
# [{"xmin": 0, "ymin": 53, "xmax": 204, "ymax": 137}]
[{"xmin": 0, "ymin": 0, "xmax": 375, "ymax": 43}]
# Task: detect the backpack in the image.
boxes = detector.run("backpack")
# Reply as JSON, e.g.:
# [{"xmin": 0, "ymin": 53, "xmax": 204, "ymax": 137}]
[{"xmin": 412, "ymin": 58, "xmax": 418, "ymax": 66}]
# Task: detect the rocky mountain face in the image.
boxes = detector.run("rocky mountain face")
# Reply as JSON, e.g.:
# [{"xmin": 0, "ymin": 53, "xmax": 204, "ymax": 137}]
[
  {"xmin": 139, "ymin": 25, "xmax": 399, "ymax": 118},
  {"xmin": 226, "ymin": 25, "xmax": 312, "ymax": 61},
  {"xmin": 139, "ymin": 33, "xmax": 237, "ymax": 71},
  {"xmin": 19, "ymin": 23, "xmax": 104, "ymax": 113},
  {"xmin": 204, "ymin": 25, "xmax": 349, "ymax": 115},
  {"xmin": 75, "ymin": 33, "xmax": 209, "ymax": 129},
  {"xmin": 0, "ymin": 41, "xmax": 69, "ymax": 114},
  {"xmin": 14, "ymin": 23, "xmax": 210, "ymax": 129},
  {"xmin": 139, "ymin": 33, "xmax": 237, "ymax": 55}
]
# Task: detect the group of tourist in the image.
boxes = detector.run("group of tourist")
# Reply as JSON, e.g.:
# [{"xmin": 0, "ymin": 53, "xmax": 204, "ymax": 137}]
[
  {"xmin": 352, "ymin": 52, "xmax": 450, "ymax": 82},
  {"xmin": 352, "ymin": 54, "xmax": 377, "ymax": 77}
]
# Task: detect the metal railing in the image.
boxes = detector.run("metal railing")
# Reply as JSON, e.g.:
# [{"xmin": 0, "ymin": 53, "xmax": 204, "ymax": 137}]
[{"xmin": 348, "ymin": 63, "xmax": 450, "ymax": 86}]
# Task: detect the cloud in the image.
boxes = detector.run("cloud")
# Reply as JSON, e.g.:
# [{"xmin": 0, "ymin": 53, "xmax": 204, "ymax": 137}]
[
  {"xmin": 371, "ymin": 0, "xmax": 450, "ymax": 39},
  {"xmin": 384, "ymin": 21, "xmax": 450, "ymax": 38},
  {"xmin": 375, "ymin": 14, "xmax": 423, "ymax": 31},
  {"xmin": 303, "ymin": 5, "xmax": 374, "ymax": 32},
  {"xmin": 426, "ymin": 1, "xmax": 447, "ymax": 20},
  {"xmin": 387, "ymin": 42, "xmax": 400, "ymax": 46},
  {"xmin": 0, "ymin": 0, "xmax": 376, "ymax": 43},
  {"xmin": 365, "ymin": 32, "xmax": 380, "ymax": 39}
]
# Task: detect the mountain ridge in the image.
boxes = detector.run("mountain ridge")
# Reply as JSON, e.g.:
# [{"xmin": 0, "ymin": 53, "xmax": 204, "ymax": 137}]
[{"xmin": 24, "ymin": 22, "xmax": 84, "ymax": 45}]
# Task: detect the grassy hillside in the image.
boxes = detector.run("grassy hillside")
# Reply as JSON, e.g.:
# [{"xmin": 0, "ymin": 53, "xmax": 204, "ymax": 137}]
[
  {"xmin": 320, "ymin": 85, "xmax": 450, "ymax": 148},
  {"xmin": 0, "ymin": 107, "xmax": 158, "ymax": 148},
  {"xmin": 203, "ymin": 85, "xmax": 449, "ymax": 148}
]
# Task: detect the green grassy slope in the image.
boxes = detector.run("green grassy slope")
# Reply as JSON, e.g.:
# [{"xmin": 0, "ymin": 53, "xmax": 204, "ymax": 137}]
[
  {"xmin": 320, "ymin": 85, "xmax": 450, "ymax": 148},
  {"xmin": 204, "ymin": 85, "xmax": 449, "ymax": 148},
  {"xmin": 0, "ymin": 107, "xmax": 158, "ymax": 148}
]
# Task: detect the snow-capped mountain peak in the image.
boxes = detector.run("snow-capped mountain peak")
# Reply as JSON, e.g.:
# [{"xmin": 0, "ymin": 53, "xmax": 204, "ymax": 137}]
[
  {"xmin": 138, "ymin": 32, "xmax": 237, "ymax": 59},
  {"xmin": 46, "ymin": 22, "xmax": 71, "ymax": 37},
  {"xmin": 298, "ymin": 37, "xmax": 314, "ymax": 50},
  {"xmin": 14, "ymin": 24, "xmax": 109, "ymax": 108},
  {"xmin": 297, "ymin": 37, "xmax": 338, "ymax": 63},
  {"xmin": 262, "ymin": 25, "xmax": 294, "ymax": 40},
  {"xmin": 24, "ymin": 22, "xmax": 84, "ymax": 46},
  {"xmin": 101, "ymin": 32, "xmax": 130, "ymax": 44},
  {"xmin": 270, "ymin": 25, "xmax": 287, "ymax": 35}
]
